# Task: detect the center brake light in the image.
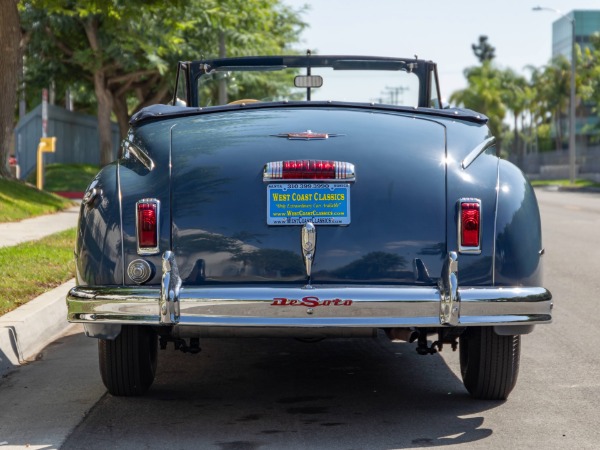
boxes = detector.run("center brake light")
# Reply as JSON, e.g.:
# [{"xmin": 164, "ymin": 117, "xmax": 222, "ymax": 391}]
[
  {"xmin": 263, "ymin": 160, "xmax": 355, "ymax": 181},
  {"xmin": 136, "ymin": 199, "xmax": 160, "ymax": 254},
  {"xmin": 459, "ymin": 199, "xmax": 481, "ymax": 254}
]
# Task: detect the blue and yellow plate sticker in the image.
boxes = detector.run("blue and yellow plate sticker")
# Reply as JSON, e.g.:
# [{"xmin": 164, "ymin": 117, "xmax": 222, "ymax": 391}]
[{"xmin": 267, "ymin": 183, "xmax": 351, "ymax": 225}]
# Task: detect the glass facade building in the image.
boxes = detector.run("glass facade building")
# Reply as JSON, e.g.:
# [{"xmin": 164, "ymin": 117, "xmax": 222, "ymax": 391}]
[
  {"xmin": 552, "ymin": 10, "xmax": 600, "ymax": 145},
  {"xmin": 552, "ymin": 10, "xmax": 600, "ymax": 59}
]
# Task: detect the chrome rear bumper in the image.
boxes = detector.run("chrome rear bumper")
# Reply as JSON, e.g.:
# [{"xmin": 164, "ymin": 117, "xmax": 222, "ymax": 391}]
[
  {"xmin": 67, "ymin": 284, "xmax": 552, "ymax": 327},
  {"xmin": 67, "ymin": 252, "xmax": 552, "ymax": 329}
]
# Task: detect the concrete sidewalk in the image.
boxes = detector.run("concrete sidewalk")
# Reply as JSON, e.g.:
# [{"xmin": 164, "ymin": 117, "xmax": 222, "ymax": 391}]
[
  {"xmin": 0, "ymin": 206, "xmax": 81, "ymax": 376},
  {"xmin": 0, "ymin": 205, "xmax": 80, "ymax": 248}
]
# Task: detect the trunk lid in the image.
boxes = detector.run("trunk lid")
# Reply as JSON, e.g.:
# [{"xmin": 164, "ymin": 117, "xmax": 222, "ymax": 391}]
[{"xmin": 170, "ymin": 107, "xmax": 447, "ymax": 285}]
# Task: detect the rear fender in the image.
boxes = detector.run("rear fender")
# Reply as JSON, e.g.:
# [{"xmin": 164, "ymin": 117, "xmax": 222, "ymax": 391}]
[
  {"xmin": 76, "ymin": 123, "xmax": 174, "ymax": 286},
  {"xmin": 76, "ymin": 163, "xmax": 123, "ymax": 285},
  {"xmin": 494, "ymin": 160, "xmax": 543, "ymax": 286},
  {"xmin": 119, "ymin": 126, "xmax": 172, "ymax": 286}
]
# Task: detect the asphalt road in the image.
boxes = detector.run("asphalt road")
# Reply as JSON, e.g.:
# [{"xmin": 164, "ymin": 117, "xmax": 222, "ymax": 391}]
[{"xmin": 1, "ymin": 188, "xmax": 599, "ymax": 449}]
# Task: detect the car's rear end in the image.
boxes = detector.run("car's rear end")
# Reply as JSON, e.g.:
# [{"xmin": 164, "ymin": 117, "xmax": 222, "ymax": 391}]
[{"xmin": 67, "ymin": 55, "xmax": 552, "ymax": 399}]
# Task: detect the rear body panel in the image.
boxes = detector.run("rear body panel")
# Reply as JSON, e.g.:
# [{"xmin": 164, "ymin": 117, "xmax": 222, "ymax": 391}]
[
  {"xmin": 75, "ymin": 104, "xmax": 540, "ymax": 290},
  {"xmin": 168, "ymin": 107, "xmax": 447, "ymax": 285}
]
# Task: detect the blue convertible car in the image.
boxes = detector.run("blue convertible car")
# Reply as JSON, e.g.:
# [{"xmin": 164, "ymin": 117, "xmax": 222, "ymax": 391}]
[{"xmin": 67, "ymin": 54, "xmax": 552, "ymax": 399}]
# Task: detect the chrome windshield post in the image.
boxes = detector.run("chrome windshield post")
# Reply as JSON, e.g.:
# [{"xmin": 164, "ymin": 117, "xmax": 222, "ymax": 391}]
[
  {"xmin": 439, "ymin": 251, "xmax": 460, "ymax": 325},
  {"xmin": 160, "ymin": 251, "xmax": 181, "ymax": 324}
]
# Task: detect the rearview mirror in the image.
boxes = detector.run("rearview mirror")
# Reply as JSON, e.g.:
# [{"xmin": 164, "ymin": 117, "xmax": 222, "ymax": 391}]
[{"xmin": 294, "ymin": 75, "xmax": 323, "ymax": 88}]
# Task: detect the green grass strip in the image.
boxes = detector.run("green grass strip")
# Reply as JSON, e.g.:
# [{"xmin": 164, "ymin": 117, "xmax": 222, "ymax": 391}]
[
  {"xmin": 0, "ymin": 228, "xmax": 76, "ymax": 316},
  {"xmin": 0, "ymin": 178, "xmax": 73, "ymax": 223},
  {"xmin": 26, "ymin": 163, "xmax": 99, "ymax": 192},
  {"xmin": 531, "ymin": 179, "xmax": 600, "ymax": 188}
]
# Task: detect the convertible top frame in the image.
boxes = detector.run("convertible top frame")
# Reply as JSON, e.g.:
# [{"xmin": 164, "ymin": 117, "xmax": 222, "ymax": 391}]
[{"xmin": 172, "ymin": 55, "xmax": 442, "ymax": 109}]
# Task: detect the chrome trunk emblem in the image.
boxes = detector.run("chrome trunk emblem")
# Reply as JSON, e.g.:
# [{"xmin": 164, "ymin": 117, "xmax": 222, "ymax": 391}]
[
  {"xmin": 301, "ymin": 222, "xmax": 317, "ymax": 278},
  {"xmin": 272, "ymin": 130, "xmax": 343, "ymax": 140}
]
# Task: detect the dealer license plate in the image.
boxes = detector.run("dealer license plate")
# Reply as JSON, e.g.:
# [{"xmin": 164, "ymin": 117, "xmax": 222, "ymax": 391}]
[{"xmin": 267, "ymin": 183, "xmax": 351, "ymax": 225}]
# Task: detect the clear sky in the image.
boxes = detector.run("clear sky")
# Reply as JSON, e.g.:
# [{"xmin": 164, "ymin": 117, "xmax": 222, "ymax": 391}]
[{"xmin": 283, "ymin": 0, "xmax": 600, "ymax": 101}]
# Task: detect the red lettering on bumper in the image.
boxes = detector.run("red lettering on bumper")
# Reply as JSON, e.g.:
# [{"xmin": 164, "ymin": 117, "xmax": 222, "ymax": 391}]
[{"xmin": 271, "ymin": 297, "xmax": 353, "ymax": 307}]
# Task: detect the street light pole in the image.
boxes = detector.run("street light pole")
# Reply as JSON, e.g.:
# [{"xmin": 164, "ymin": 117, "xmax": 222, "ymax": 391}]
[
  {"xmin": 568, "ymin": 17, "xmax": 576, "ymax": 184},
  {"xmin": 533, "ymin": 6, "xmax": 577, "ymax": 184}
]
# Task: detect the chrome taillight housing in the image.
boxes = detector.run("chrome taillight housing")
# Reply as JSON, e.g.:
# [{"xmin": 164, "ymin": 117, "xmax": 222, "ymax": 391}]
[
  {"xmin": 136, "ymin": 199, "xmax": 160, "ymax": 255},
  {"xmin": 458, "ymin": 198, "xmax": 481, "ymax": 254},
  {"xmin": 263, "ymin": 160, "xmax": 355, "ymax": 181}
]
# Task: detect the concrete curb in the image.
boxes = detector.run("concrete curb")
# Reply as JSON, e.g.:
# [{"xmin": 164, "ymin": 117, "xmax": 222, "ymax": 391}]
[{"xmin": 0, "ymin": 279, "xmax": 76, "ymax": 376}]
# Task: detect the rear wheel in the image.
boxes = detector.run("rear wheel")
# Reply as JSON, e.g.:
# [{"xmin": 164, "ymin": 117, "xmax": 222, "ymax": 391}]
[
  {"xmin": 98, "ymin": 325, "xmax": 158, "ymax": 396},
  {"xmin": 459, "ymin": 327, "xmax": 520, "ymax": 400}
]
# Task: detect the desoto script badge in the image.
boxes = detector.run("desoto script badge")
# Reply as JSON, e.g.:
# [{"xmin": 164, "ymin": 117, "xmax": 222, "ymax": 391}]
[{"xmin": 271, "ymin": 297, "xmax": 353, "ymax": 307}]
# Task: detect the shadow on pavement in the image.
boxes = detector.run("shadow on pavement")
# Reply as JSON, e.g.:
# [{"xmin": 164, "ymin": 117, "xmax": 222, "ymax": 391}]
[{"xmin": 62, "ymin": 333, "xmax": 503, "ymax": 449}]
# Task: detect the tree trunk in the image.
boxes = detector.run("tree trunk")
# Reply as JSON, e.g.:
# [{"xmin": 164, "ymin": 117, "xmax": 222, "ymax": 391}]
[
  {"xmin": 555, "ymin": 110, "xmax": 563, "ymax": 151},
  {"xmin": 0, "ymin": 0, "xmax": 22, "ymax": 178},
  {"xmin": 84, "ymin": 16, "xmax": 114, "ymax": 166},
  {"xmin": 513, "ymin": 114, "xmax": 521, "ymax": 167},
  {"xmin": 112, "ymin": 94, "xmax": 130, "ymax": 141},
  {"xmin": 94, "ymin": 72, "xmax": 115, "ymax": 166}
]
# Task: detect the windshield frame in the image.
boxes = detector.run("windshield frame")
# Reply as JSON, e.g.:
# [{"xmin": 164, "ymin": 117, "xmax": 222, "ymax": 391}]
[{"xmin": 173, "ymin": 55, "xmax": 441, "ymax": 109}]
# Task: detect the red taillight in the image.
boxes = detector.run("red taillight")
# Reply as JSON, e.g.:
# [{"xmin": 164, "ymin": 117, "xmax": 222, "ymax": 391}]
[
  {"xmin": 461, "ymin": 201, "xmax": 480, "ymax": 248},
  {"xmin": 283, "ymin": 160, "xmax": 334, "ymax": 179},
  {"xmin": 263, "ymin": 160, "xmax": 355, "ymax": 181},
  {"xmin": 137, "ymin": 201, "xmax": 158, "ymax": 250}
]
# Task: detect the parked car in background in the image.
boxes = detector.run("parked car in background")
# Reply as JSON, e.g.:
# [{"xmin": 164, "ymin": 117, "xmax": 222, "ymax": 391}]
[{"xmin": 67, "ymin": 54, "xmax": 552, "ymax": 400}]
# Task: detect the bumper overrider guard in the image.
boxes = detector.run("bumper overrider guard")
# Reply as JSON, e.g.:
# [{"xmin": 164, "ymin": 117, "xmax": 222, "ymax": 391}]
[{"xmin": 67, "ymin": 251, "xmax": 552, "ymax": 331}]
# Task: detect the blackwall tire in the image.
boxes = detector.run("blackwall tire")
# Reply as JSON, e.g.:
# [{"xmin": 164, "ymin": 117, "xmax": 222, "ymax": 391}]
[
  {"xmin": 459, "ymin": 327, "xmax": 520, "ymax": 400},
  {"xmin": 98, "ymin": 325, "xmax": 158, "ymax": 396}
]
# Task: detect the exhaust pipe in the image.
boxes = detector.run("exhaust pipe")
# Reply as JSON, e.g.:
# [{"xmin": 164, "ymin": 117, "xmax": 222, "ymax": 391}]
[{"xmin": 385, "ymin": 328, "xmax": 418, "ymax": 342}]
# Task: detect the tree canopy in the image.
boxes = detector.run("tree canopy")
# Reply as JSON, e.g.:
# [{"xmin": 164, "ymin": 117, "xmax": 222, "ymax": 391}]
[
  {"xmin": 472, "ymin": 35, "xmax": 496, "ymax": 63},
  {"xmin": 20, "ymin": 0, "xmax": 307, "ymax": 165},
  {"xmin": 8, "ymin": 14, "xmax": 600, "ymax": 176},
  {"xmin": 450, "ymin": 62, "xmax": 505, "ymax": 144}
]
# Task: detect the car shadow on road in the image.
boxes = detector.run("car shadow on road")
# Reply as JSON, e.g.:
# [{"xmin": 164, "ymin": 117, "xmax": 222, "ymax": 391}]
[{"xmin": 62, "ymin": 332, "xmax": 506, "ymax": 449}]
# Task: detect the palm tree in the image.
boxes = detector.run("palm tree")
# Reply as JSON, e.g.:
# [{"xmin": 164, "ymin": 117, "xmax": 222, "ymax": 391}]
[
  {"xmin": 450, "ymin": 61, "xmax": 506, "ymax": 148},
  {"xmin": 500, "ymin": 69, "xmax": 528, "ymax": 162},
  {"xmin": 534, "ymin": 56, "xmax": 571, "ymax": 151}
]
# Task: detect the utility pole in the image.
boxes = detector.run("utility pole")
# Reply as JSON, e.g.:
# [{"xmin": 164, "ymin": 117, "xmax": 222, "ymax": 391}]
[{"xmin": 384, "ymin": 86, "xmax": 409, "ymax": 105}]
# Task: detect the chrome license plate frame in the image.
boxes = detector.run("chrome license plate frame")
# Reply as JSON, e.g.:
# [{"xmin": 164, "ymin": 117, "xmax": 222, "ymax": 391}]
[{"xmin": 267, "ymin": 183, "xmax": 350, "ymax": 226}]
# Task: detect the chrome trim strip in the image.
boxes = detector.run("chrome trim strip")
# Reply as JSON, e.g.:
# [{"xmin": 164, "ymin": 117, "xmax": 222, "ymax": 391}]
[
  {"xmin": 271, "ymin": 131, "xmax": 343, "ymax": 140},
  {"xmin": 123, "ymin": 139, "xmax": 155, "ymax": 171},
  {"xmin": 136, "ymin": 198, "xmax": 161, "ymax": 255},
  {"xmin": 169, "ymin": 124, "xmax": 177, "ymax": 253},
  {"xmin": 492, "ymin": 159, "xmax": 500, "ymax": 285},
  {"xmin": 118, "ymin": 161, "xmax": 125, "ymax": 285},
  {"xmin": 461, "ymin": 136, "xmax": 496, "ymax": 170},
  {"xmin": 67, "ymin": 284, "xmax": 552, "ymax": 328},
  {"xmin": 458, "ymin": 198, "xmax": 482, "ymax": 254}
]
